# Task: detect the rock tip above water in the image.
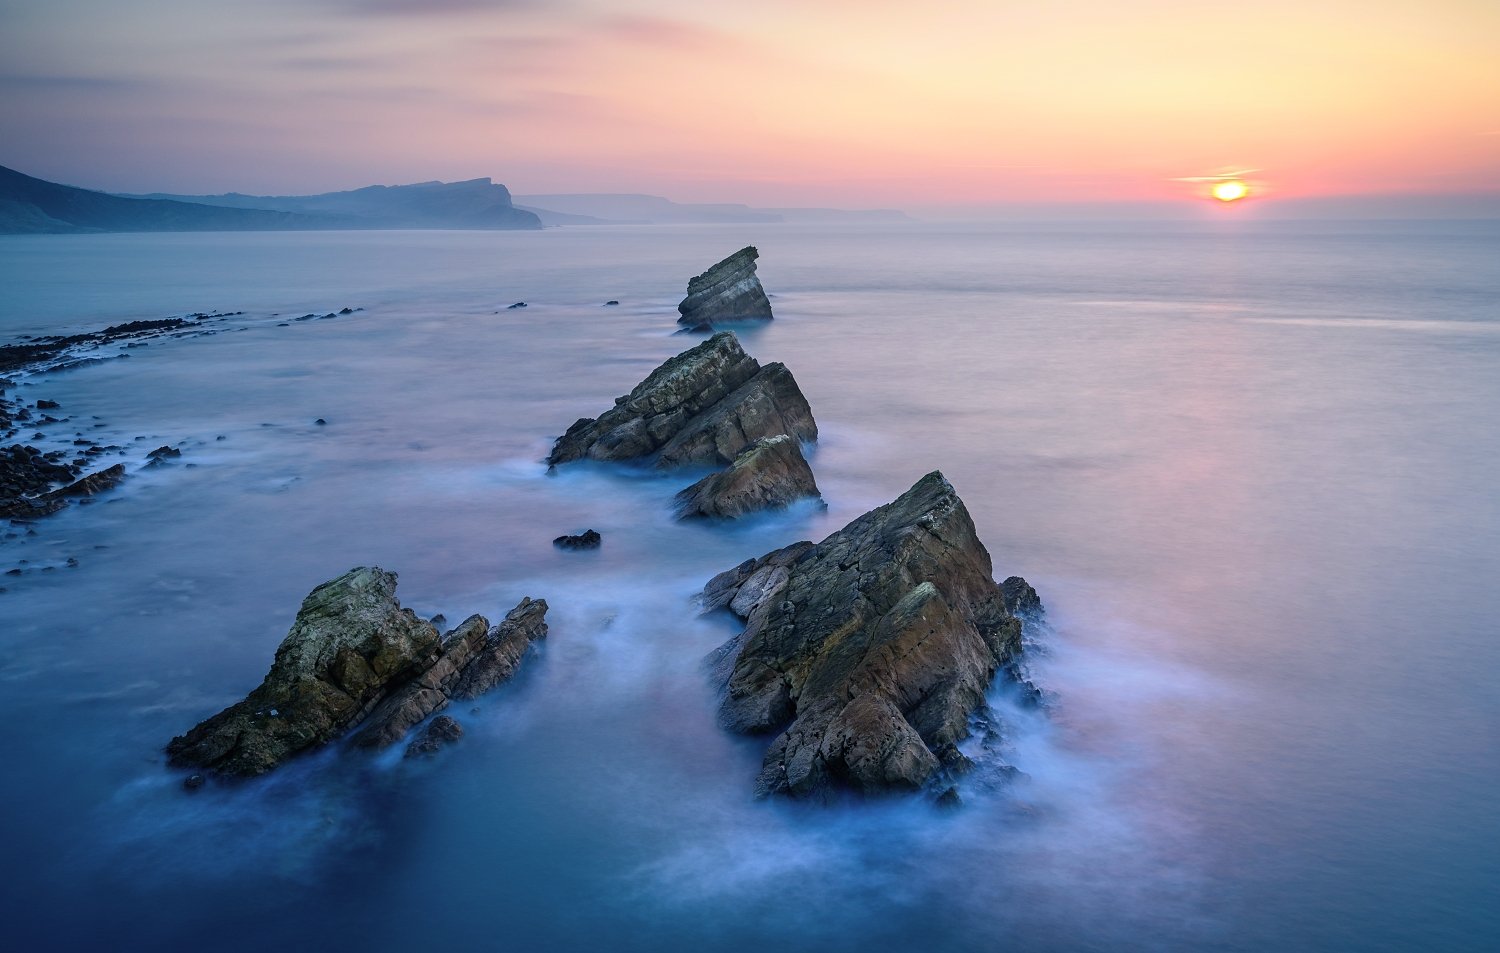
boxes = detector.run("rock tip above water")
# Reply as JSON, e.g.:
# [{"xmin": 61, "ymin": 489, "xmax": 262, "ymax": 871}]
[{"xmin": 677, "ymin": 246, "xmax": 773, "ymax": 327}]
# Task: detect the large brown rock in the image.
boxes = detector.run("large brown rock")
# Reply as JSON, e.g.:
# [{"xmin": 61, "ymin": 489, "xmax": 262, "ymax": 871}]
[
  {"xmin": 546, "ymin": 331, "xmax": 816, "ymax": 469},
  {"xmin": 165, "ymin": 567, "xmax": 441, "ymax": 777},
  {"xmin": 702, "ymin": 472, "xmax": 1040, "ymax": 799},
  {"xmin": 677, "ymin": 246, "xmax": 773, "ymax": 327},
  {"xmin": 166, "ymin": 568, "xmax": 550, "ymax": 776},
  {"xmin": 675, "ymin": 434, "xmax": 821, "ymax": 519}
]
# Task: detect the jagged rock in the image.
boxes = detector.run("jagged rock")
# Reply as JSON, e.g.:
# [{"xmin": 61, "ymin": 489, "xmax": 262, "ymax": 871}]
[
  {"xmin": 405, "ymin": 715, "xmax": 463, "ymax": 758},
  {"xmin": 351, "ymin": 598, "xmax": 548, "ymax": 748},
  {"xmin": 167, "ymin": 573, "xmax": 550, "ymax": 776},
  {"xmin": 677, "ymin": 246, "xmax": 772, "ymax": 327},
  {"xmin": 449, "ymin": 597, "xmax": 548, "ymax": 700},
  {"xmin": 165, "ymin": 567, "xmax": 442, "ymax": 776},
  {"xmin": 145, "ymin": 445, "xmax": 181, "ymax": 466},
  {"xmin": 35, "ymin": 399, "xmax": 59, "ymax": 410},
  {"xmin": 45, "ymin": 463, "xmax": 125, "ymax": 500},
  {"xmin": 350, "ymin": 614, "xmax": 490, "ymax": 750},
  {"xmin": 546, "ymin": 332, "xmax": 816, "ymax": 469},
  {"xmin": 0, "ymin": 444, "xmax": 76, "ymax": 519},
  {"xmin": 507, "ymin": 302, "xmax": 527, "ymax": 309},
  {"xmin": 703, "ymin": 472, "xmax": 1040, "ymax": 800},
  {"xmin": 553, "ymin": 530, "xmax": 601, "ymax": 550},
  {"xmin": 675, "ymin": 434, "xmax": 821, "ymax": 519}
]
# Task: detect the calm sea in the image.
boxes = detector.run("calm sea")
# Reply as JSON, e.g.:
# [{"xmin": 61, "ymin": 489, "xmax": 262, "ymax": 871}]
[{"xmin": 1, "ymin": 221, "xmax": 1496, "ymax": 952}]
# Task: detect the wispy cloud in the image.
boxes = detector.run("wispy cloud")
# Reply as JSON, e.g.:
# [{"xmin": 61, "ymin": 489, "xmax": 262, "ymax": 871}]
[
  {"xmin": 315, "ymin": 0, "xmax": 541, "ymax": 15},
  {"xmin": 0, "ymin": 72, "xmax": 151, "ymax": 91}
]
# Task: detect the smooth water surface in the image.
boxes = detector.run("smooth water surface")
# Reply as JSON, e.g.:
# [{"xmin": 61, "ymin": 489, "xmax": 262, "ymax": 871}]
[{"xmin": 1, "ymin": 221, "xmax": 1497, "ymax": 952}]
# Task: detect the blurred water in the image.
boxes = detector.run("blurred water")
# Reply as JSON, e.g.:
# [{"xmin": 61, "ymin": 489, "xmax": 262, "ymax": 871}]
[{"xmin": 0, "ymin": 221, "xmax": 1497, "ymax": 952}]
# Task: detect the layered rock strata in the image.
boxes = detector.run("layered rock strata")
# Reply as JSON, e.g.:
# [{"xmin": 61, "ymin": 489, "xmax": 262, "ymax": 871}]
[
  {"xmin": 677, "ymin": 246, "xmax": 773, "ymax": 327},
  {"xmin": 702, "ymin": 472, "xmax": 1040, "ymax": 799},
  {"xmin": 675, "ymin": 434, "xmax": 821, "ymax": 519},
  {"xmin": 165, "ymin": 568, "xmax": 547, "ymax": 777},
  {"xmin": 546, "ymin": 331, "xmax": 816, "ymax": 470}
]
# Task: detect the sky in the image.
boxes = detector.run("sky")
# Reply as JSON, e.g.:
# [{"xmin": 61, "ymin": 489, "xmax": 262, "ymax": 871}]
[{"xmin": 1, "ymin": 0, "xmax": 1498, "ymax": 208}]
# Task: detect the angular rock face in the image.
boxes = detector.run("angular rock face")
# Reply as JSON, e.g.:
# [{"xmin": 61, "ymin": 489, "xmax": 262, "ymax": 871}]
[
  {"xmin": 546, "ymin": 331, "xmax": 816, "ymax": 469},
  {"xmin": 166, "ymin": 567, "xmax": 440, "ymax": 777},
  {"xmin": 350, "ymin": 597, "xmax": 548, "ymax": 750},
  {"xmin": 677, "ymin": 246, "xmax": 772, "ymax": 327},
  {"xmin": 675, "ymin": 434, "xmax": 821, "ymax": 519},
  {"xmin": 166, "ymin": 568, "xmax": 549, "ymax": 776},
  {"xmin": 702, "ymin": 472, "xmax": 1039, "ymax": 799}
]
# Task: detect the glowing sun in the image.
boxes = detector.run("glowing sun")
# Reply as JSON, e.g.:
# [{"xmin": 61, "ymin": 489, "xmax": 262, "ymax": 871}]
[{"xmin": 1212, "ymin": 180, "xmax": 1249, "ymax": 202}]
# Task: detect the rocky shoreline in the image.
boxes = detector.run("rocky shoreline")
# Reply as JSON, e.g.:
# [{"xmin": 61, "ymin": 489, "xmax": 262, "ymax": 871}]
[{"xmin": 15, "ymin": 246, "xmax": 1046, "ymax": 806}]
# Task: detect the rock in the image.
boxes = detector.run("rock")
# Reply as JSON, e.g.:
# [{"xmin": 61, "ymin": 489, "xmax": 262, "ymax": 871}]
[
  {"xmin": 604, "ymin": 300, "xmax": 619, "ymax": 306},
  {"xmin": 45, "ymin": 463, "xmax": 125, "ymax": 500},
  {"xmin": 677, "ymin": 246, "xmax": 773, "ymax": 327},
  {"xmin": 675, "ymin": 434, "xmax": 821, "ymax": 519},
  {"xmin": 145, "ymin": 445, "xmax": 181, "ymax": 466},
  {"xmin": 183, "ymin": 774, "xmax": 206, "ymax": 791},
  {"xmin": 935, "ymin": 786, "xmax": 963, "ymax": 810},
  {"xmin": 404, "ymin": 715, "xmax": 463, "ymax": 758},
  {"xmin": 507, "ymin": 302, "xmax": 527, "ymax": 309},
  {"xmin": 553, "ymin": 529, "xmax": 601, "ymax": 550},
  {"xmin": 0, "ymin": 444, "xmax": 76, "ymax": 519},
  {"xmin": 345, "ymin": 597, "xmax": 547, "ymax": 750},
  {"xmin": 703, "ymin": 471, "xmax": 1041, "ymax": 800},
  {"xmin": 448, "ymin": 597, "xmax": 548, "ymax": 700},
  {"xmin": 315, "ymin": 418, "xmax": 327, "ymax": 426},
  {"xmin": 338, "ymin": 307, "xmax": 354, "ymax": 315},
  {"xmin": 165, "ymin": 567, "xmax": 441, "ymax": 776},
  {"xmin": 546, "ymin": 331, "xmax": 816, "ymax": 469},
  {"xmin": 35, "ymin": 399, "xmax": 59, "ymax": 410}
]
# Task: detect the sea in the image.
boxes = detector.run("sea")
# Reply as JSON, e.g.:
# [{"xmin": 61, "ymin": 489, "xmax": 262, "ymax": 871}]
[{"xmin": 0, "ymin": 220, "xmax": 1496, "ymax": 952}]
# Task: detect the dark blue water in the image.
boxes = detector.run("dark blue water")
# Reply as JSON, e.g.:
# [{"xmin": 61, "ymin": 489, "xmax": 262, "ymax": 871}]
[{"xmin": 1, "ymin": 221, "xmax": 1496, "ymax": 952}]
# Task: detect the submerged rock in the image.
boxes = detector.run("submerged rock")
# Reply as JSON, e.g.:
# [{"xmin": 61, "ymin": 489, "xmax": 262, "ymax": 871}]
[
  {"xmin": 675, "ymin": 434, "xmax": 821, "ymax": 519},
  {"xmin": 546, "ymin": 331, "xmax": 816, "ymax": 469},
  {"xmin": 405, "ymin": 714, "xmax": 463, "ymax": 758},
  {"xmin": 677, "ymin": 246, "xmax": 772, "ymax": 327},
  {"xmin": 170, "ymin": 574, "xmax": 548, "ymax": 776},
  {"xmin": 703, "ymin": 471, "xmax": 1040, "ymax": 799},
  {"xmin": 553, "ymin": 529, "xmax": 602, "ymax": 550}
]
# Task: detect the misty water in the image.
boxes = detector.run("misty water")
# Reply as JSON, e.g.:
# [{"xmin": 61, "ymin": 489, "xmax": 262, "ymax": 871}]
[{"xmin": 1, "ymin": 221, "xmax": 1496, "ymax": 952}]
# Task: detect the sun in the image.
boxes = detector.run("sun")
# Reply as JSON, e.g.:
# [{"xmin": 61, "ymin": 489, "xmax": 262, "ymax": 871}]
[{"xmin": 1212, "ymin": 180, "xmax": 1249, "ymax": 202}]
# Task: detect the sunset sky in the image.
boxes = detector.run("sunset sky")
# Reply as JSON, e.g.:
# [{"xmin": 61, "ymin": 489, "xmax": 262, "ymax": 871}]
[{"xmin": 2, "ymin": 0, "xmax": 1497, "ymax": 207}]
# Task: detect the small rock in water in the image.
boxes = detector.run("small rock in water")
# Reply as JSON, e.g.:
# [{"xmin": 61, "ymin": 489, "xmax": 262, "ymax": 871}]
[
  {"xmin": 35, "ymin": 399, "xmax": 59, "ymax": 410},
  {"xmin": 553, "ymin": 529, "xmax": 601, "ymax": 550},
  {"xmin": 183, "ymin": 774, "xmax": 206, "ymax": 791},
  {"xmin": 430, "ymin": 613, "xmax": 447, "ymax": 628},
  {"xmin": 145, "ymin": 445, "xmax": 182, "ymax": 466},
  {"xmin": 604, "ymin": 300, "xmax": 619, "ymax": 306},
  {"xmin": 507, "ymin": 302, "xmax": 527, "ymax": 309},
  {"xmin": 65, "ymin": 557, "xmax": 78, "ymax": 568},
  {"xmin": 314, "ymin": 418, "xmax": 327, "ymax": 426},
  {"xmin": 404, "ymin": 715, "xmax": 464, "ymax": 758},
  {"xmin": 338, "ymin": 307, "xmax": 354, "ymax": 315},
  {"xmin": 935, "ymin": 787, "xmax": 963, "ymax": 810}
]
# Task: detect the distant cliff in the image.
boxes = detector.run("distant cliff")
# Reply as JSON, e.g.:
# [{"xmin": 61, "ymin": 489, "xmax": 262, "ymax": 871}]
[
  {"xmin": 134, "ymin": 177, "xmax": 541, "ymax": 230},
  {"xmin": 0, "ymin": 164, "xmax": 330, "ymax": 234},
  {"xmin": 0, "ymin": 164, "xmax": 542, "ymax": 234}
]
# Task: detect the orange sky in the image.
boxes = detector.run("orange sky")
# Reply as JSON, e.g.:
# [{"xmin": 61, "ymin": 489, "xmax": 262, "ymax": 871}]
[{"xmin": 1, "ymin": 0, "xmax": 1497, "ymax": 205}]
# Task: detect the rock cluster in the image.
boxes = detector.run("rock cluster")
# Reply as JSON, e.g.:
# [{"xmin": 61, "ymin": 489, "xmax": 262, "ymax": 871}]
[
  {"xmin": 702, "ymin": 471, "xmax": 1040, "ymax": 800},
  {"xmin": 165, "ymin": 568, "xmax": 547, "ymax": 777},
  {"xmin": 546, "ymin": 331, "xmax": 815, "ymax": 471},
  {"xmin": 676, "ymin": 434, "xmax": 821, "ymax": 519},
  {"xmin": 677, "ymin": 246, "xmax": 772, "ymax": 329}
]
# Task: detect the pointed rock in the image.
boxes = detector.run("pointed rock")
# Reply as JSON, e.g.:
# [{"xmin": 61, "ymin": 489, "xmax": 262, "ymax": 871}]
[
  {"xmin": 546, "ymin": 331, "xmax": 816, "ymax": 469},
  {"xmin": 165, "ymin": 567, "xmax": 441, "ymax": 777},
  {"xmin": 703, "ymin": 472, "xmax": 1041, "ymax": 799},
  {"xmin": 675, "ymin": 434, "xmax": 820, "ymax": 519},
  {"xmin": 677, "ymin": 246, "xmax": 772, "ymax": 327}
]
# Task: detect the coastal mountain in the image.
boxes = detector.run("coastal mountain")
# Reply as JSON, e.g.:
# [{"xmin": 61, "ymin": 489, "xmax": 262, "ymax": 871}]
[
  {"xmin": 0, "ymin": 164, "xmax": 328, "ymax": 234},
  {"xmin": 0, "ymin": 164, "xmax": 541, "ymax": 234},
  {"xmin": 515, "ymin": 192, "xmax": 911, "ymax": 226},
  {"xmin": 133, "ymin": 177, "xmax": 540, "ymax": 230}
]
